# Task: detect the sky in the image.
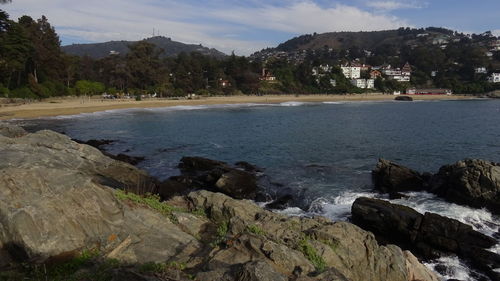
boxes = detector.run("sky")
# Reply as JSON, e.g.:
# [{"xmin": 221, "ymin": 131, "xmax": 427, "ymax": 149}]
[{"xmin": 2, "ymin": 0, "xmax": 500, "ymax": 56}]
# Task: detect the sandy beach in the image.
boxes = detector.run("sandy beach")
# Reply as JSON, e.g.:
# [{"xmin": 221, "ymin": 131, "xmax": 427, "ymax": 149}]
[{"xmin": 0, "ymin": 94, "xmax": 475, "ymax": 120}]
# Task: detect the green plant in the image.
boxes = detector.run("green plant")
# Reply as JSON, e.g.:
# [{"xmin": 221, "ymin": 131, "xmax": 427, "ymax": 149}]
[
  {"xmin": 210, "ymin": 221, "xmax": 229, "ymax": 247},
  {"xmin": 115, "ymin": 190, "xmax": 181, "ymax": 223},
  {"xmin": 298, "ymin": 238, "xmax": 327, "ymax": 273},
  {"xmin": 247, "ymin": 225, "xmax": 265, "ymax": 236},
  {"xmin": 167, "ymin": 261, "xmax": 187, "ymax": 271},
  {"xmin": 190, "ymin": 207, "xmax": 207, "ymax": 217},
  {"xmin": 139, "ymin": 262, "xmax": 167, "ymax": 273}
]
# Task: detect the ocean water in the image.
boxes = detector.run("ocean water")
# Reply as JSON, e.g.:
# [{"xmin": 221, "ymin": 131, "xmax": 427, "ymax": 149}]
[{"xmin": 17, "ymin": 98, "xmax": 500, "ymax": 280}]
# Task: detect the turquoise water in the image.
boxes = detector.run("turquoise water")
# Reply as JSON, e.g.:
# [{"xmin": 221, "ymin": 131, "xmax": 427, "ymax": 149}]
[{"xmin": 19, "ymin": 99, "xmax": 500, "ymax": 280}]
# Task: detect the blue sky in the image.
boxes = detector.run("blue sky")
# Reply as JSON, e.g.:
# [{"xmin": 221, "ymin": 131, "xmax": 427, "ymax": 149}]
[{"xmin": 3, "ymin": 0, "xmax": 499, "ymax": 55}]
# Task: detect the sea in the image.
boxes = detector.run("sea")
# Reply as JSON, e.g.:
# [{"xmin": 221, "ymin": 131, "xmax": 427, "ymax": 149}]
[{"xmin": 15, "ymin": 98, "xmax": 500, "ymax": 281}]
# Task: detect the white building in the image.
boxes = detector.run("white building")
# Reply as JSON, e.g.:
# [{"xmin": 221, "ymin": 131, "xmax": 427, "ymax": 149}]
[
  {"xmin": 350, "ymin": 79, "xmax": 374, "ymax": 89},
  {"xmin": 475, "ymin": 67, "xmax": 487, "ymax": 74},
  {"xmin": 488, "ymin": 73, "xmax": 500, "ymax": 83},
  {"xmin": 341, "ymin": 66, "xmax": 361, "ymax": 79}
]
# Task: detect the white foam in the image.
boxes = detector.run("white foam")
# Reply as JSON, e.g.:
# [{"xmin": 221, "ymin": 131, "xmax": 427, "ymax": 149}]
[
  {"xmin": 278, "ymin": 101, "xmax": 308, "ymax": 107},
  {"xmin": 425, "ymin": 256, "xmax": 478, "ymax": 281},
  {"xmin": 308, "ymin": 191, "xmax": 382, "ymax": 221}
]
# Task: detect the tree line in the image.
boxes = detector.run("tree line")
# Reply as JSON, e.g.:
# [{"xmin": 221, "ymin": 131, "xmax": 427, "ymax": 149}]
[{"xmin": 1, "ymin": 10, "xmax": 499, "ymax": 99}]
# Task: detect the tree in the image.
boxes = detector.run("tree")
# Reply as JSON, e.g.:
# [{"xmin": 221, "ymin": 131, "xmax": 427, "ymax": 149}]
[{"xmin": 126, "ymin": 41, "xmax": 165, "ymax": 91}]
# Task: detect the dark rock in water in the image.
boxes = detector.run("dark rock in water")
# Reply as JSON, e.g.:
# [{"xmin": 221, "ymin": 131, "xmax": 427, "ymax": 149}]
[
  {"xmin": 111, "ymin": 154, "xmax": 145, "ymax": 166},
  {"xmin": 157, "ymin": 180, "xmax": 190, "ymax": 200},
  {"xmin": 174, "ymin": 156, "xmax": 259, "ymax": 200},
  {"xmin": 215, "ymin": 169, "xmax": 257, "ymax": 200},
  {"xmin": 265, "ymin": 194, "xmax": 294, "ymax": 210},
  {"xmin": 395, "ymin": 96, "xmax": 413, "ymax": 101},
  {"xmin": 352, "ymin": 197, "xmax": 500, "ymax": 280},
  {"xmin": 73, "ymin": 138, "xmax": 115, "ymax": 149},
  {"xmin": 372, "ymin": 159, "xmax": 426, "ymax": 193},
  {"xmin": 235, "ymin": 161, "xmax": 263, "ymax": 173},
  {"xmin": 179, "ymin": 156, "xmax": 228, "ymax": 172},
  {"xmin": 429, "ymin": 159, "xmax": 500, "ymax": 215}
]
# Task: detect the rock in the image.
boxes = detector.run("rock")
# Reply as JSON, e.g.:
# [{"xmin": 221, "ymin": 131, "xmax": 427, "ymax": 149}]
[
  {"xmin": 404, "ymin": 251, "xmax": 440, "ymax": 281},
  {"xmin": 215, "ymin": 169, "xmax": 258, "ymax": 200},
  {"xmin": 111, "ymin": 153, "xmax": 145, "ymax": 166},
  {"xmin": 352, "ymin": 197, "xmax": 500, "ymax": 280},
  {"xmin": 0, "ymin": 123, "xmax": 27, "ymax": 138},
  {"xmin": 429, "ymin": 159, "xmax": 500, "ymax": 214},
  {"xmin": 0, "ymin": 129, "xmax": 201, "ymax": 264},
  {"xmin": 73, "ymin": 138, "xmax": 115, "ymax": 149},
  {"xmin": 395, "ymin": 96, "xmax": 413, "ymax": 101},
  {"xmin": 235, "ymin": 161, "xmax": 263, "ymax": 173},
  {"xmin": 174, "ymin": 156, "xmax": 259, "ymax": 200},
  {"xmin": 372, "ymin": 159, "xmax": 425, "ymax": 194},
  {"xmin": 235, "ymin": 261, "xmax": 287, "ymax": 281},
  {"xmin": 265, "ymin": 194, "xmax": 294, "ymax": 210},
  {"xmin": 179, "ymin": 156, "xmax": 228, "ymax": 172}
]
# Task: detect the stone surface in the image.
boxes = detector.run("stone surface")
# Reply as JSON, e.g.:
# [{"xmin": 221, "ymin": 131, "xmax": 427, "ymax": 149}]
[
  {"xmin": 0, "ymin": 123, "xmax": 27, "ymax": 138},
  {"xmin": 0, "ymin": 126, "xmax": 439, "ymax": 281},
  {"xmin": 352, "ymin": 197, "xmax": 499, "ymax": 280},
  {"xmin": 430, "ymin": 159, "xmax": 500, "ymax": 214},
  {"xmin": 372, "ymin": 159, "xmax": 425, "ymax": 194}
]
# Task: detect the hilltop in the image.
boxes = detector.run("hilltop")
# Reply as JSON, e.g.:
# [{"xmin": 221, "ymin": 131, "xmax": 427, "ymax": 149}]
[{"xmin": 62, "ymin": 36, "xmax": 227, "ymax": 59}]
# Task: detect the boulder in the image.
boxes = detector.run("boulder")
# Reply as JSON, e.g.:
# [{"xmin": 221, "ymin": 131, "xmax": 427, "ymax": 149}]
[
  {"xmin": 395, "ymin": 96, "xmax": 413, "ymax": 101},
  {"xmin": 372, "ymin": 159, "xmax": 425, "ymax": 194},
  {"xmin": 215, "ymin": 169, "xmax": 258, "ymax": 200},
  {"xmin": 179, "ymin": 156, "xmax": 228, "ymax": 172},
  {"xmin": 429, "ymin": 159, "xmax": 500, "ymax": 214},
  {"xmin": 0, "ymin": 123, "xmax": 27, "ymax": 138},
  {"xmin": 352, "ymin": 197, "xmax": 500, "ymax": 280}
]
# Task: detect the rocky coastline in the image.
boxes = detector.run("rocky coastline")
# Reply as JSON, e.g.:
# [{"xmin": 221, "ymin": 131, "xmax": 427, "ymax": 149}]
[{"xmin": 0, "ymin": 123, "xmax": 498, "ymax": 281}]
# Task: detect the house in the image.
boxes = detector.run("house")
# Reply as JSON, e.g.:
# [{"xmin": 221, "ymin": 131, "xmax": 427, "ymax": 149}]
[
  {"xmin": 341, "ymin": 64, "xmax": 361, "ymax": 79},
  {"xmin": 219, "ymin": 78, "xmax": 231, "ymax": 88},
  {"xmin": 312, "ymin": 64, "xmax": 333, "ymax": 76},
  {"xmin": 260, "ymin": 68, "xmax": 276, "ymax": 81},
  {"xmin": 475, "ymin": 67, "xmax": 487, "ymax": 74},
  {"xmin": 407, "ymin": 88, "xmax": 453, "ymax": 95},
  {"xmin": 350, "ymin": 79, "xmax": 374, "ymax": 89},
  {"xmin": 488, "ymin": 73, "xmax": 500, "ymax": 83},
  {"xmin": 381, "ymin": 63, "xmax": 412, "ymax": 82},
  {"xmin": 109, "ymin": 50, "xmax": 120, "ymax": 55},
  {"xmin": 401, "ymin": 62, "xmax": 412, "ymax": 76},
  {"xmin": 370, "ymin": 70, "xmax": 382, "ymax": 79}
]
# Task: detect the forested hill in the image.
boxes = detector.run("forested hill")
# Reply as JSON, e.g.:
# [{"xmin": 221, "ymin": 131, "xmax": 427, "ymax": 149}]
[{"xmin": 62, "ymin": 36, "xmax": 227, "ymax": 59}]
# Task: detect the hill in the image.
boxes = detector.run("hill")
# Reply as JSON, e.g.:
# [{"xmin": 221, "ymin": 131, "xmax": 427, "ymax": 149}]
[{"xmin": 62, "ymin": 36, "xmax": 227, "ymax": 59}]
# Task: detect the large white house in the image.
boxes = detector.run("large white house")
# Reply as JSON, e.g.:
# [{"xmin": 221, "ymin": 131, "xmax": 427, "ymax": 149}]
[
  {"xmin": 488, "ymin": 73, "xmax": 500, "ymax": 83},
  {"xmin": 381, "ymin": 63, "xmax": 412, "ymax": 82},
  {"xmin": 341, "ymin": 65, "xmax": 361, "ymax": 79},
  {"xmin": 350, "ymin": 79, "xmax": 374, "ymax": 89}
]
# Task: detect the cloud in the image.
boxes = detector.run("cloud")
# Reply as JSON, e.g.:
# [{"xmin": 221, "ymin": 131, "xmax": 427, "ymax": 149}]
[
  {"xmin": 367, "ymin": 1, "xmax": 425, "ymax": 11},
  {"xmin": 3, "ymin": 0, "xmax": 409, "ymax": 55},
  {"xmin": 493, "ymin": 30, "xmax": 500, "ymax": 37}
]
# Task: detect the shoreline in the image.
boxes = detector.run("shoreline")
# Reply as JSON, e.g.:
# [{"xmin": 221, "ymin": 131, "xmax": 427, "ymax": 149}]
[{"xmin": 0, "ymin": 94, "xmax": 477, "ymax": 120}]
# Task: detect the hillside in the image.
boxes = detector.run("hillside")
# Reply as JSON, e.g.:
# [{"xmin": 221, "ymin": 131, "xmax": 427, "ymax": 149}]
[{"xmin": 62, "ymin": 36, "xmax": 227, "ymax": 59}]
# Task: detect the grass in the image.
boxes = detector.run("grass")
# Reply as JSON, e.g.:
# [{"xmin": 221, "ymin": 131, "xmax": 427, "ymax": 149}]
[
  {"xmin": 246, "ymin": 224, "xmax": 265, "ymax": 236},
  {"xmin": 298, "ymin": 238, "xmax": 327, "ymax": 273},
  {"xmin": 190, "ymin": 207, "xmax": 207, "ymax": 217},
  {"xmin": 115, "ymin": 190, "xmax": 182, "ymax": 223},
  {"xmin": 210, "ymin": 221, "xmax": 229, "ymax": 247}
]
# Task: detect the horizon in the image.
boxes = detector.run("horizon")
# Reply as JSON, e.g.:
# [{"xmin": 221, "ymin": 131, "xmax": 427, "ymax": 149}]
[{"xmin": 2, "ymin": 0, "xmax": 500, "ymax": 56}]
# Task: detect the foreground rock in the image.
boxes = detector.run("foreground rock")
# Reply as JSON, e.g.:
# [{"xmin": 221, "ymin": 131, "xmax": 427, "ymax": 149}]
[
  {"xmin": 352, "ymin": 197, "xmax": 500, "ymax": 281},
  {"xmin": 0, "ymin": 126, "xmax": 438, "ymax": 281},
  {"xmin": 372, "ymin": 158, "xmax": 500, "ymax": 215}
]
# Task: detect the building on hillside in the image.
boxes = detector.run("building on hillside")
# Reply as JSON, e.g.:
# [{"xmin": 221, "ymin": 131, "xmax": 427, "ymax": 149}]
[
  {"xmin": 475, "ymin": 67, "xmax": 487, "ymax": 74},
  {"xmin": 370, "ymin": 70, "xmax": 382, "ymax": 79},
  {"xmin": 312, "ymin": 64, "xmax": 333, "ymax": 76},
  {"xmin": 350, "ymin": 79, "xmax": 374, "ymax": 89},
  {"xmin": 381, "ymin": 63, "xmax": 412, "ymax": 82},
  {"xmin": 406, "ymin": 88, "xmax": 453, "ymax": 95},
  {"xmin": 341, "ymin": 65, "xmax": 361, "ymax": 79},
  {"xmin": 260, "ymin": 68, "xmax": 276, "ymax": 81},
  {"xmin": 219, "ymin": 78, "xmax": 231, "ymax": 88},
  {"xmin": 109, "ymin": 50, "xmax": 120, "ymax": 55},
  {"xmin": 488, "ymin": 73, "xmax": 500, "ymax": 83}
]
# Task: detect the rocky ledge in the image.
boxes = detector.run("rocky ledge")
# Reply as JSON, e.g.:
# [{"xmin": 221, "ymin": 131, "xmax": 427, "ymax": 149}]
[
  {"xmin": 0, "ymin": 124, "xmax": 438, "ymax": 281},
  {"xmin": 373, "ymin": 158, "xmax": 500, "ymax": 214}
]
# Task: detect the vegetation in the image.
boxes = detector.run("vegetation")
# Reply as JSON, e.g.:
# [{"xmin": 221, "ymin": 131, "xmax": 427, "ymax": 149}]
[
  {"xmin": 298, "ymin": 238, "xmax": 327, "ymax": 273},
  {"xmin": 114, "ymin": 190, "xmax": 182, "ymax": 223},
  {"xmin": 246, "ymin": 224, "xmax": 265, "ymax": 236},
  {"xmin": 210, "ymin": 221, "xmax": 229, "ymax": 247},
  {"xmin": 0, "ymin": 7, "xmax": 498, "ymax": 97}
]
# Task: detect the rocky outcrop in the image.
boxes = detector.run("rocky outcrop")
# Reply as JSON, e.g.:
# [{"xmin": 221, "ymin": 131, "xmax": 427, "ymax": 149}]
[
  {"xmin": 352, "ymin": 197, "xmax": 500, "ymax": 280},
  {"xmin": 0, "ymin": 126, "xmax": 438, "ymax": 281},
  {"xmin": 429, "ymin": 159, "xmax": 500, "ymax": 214},
  {"xmin": 372, "ymin": 159, "xmax": 426, "ymax": 195},
  {"xmin": 172, "ymin": 156, "xmax": 259, "ymax": 200},
  {"xmin": 395, "ymin": 96, "xmax": 413, "ymax": 101},
  {"xmin": 373, "ymin": 158, "xmax": 500, "ymax": 215},
  {"xmin": 0, "ymin": 123, "xmax": 27, "ymax": 138}
]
